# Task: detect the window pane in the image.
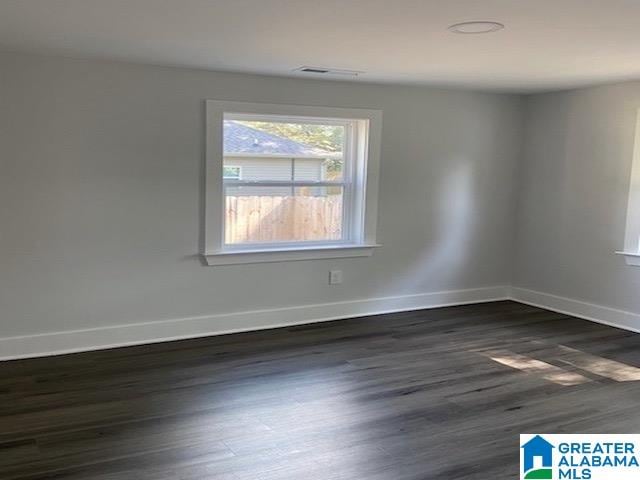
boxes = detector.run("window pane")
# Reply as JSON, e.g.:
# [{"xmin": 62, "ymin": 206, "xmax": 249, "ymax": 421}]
[
  {"xmin": 225, "ymin": 186, "xmax": 343, "ymax": 244},
  {"xmin": 223, "ymin": 119, "xmax": 345, "ymax": 182},
  {"xmin": 223, "ymin": 166, "xmax": 241, "ymax": 180},
  {"xmin": 320, "ymin": 157, "xmax": 344, "ymax": 182}
]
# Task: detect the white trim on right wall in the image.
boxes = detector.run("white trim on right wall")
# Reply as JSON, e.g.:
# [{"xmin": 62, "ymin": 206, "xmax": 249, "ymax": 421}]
[{"xmin": 510, "ymin": 287, "xmax": 640, "ymax": 334}]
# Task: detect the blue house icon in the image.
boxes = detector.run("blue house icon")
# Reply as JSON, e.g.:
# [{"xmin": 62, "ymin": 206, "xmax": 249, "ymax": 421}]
[{"xmin": 521, "ymin": 435, "xmax": 554, "ymax": 472}]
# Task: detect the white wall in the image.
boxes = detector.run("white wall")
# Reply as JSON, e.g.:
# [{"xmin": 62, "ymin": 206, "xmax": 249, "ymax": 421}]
[
  {"xmin": 0, "ymin": 52, "xmax": 523, "ymax": 354},
  {"xmin": 513, "ymin": 83, "xmax": 640, "ymax": 315}
]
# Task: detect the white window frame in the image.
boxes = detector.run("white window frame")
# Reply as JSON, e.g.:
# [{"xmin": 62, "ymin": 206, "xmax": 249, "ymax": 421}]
[
  {"xmin": 204, "ymin": 100, "xmax": 382, "ymax": 266},
  {"xmin": 618, "ymin": 109, "xmax": 640, "ymax": 266}
]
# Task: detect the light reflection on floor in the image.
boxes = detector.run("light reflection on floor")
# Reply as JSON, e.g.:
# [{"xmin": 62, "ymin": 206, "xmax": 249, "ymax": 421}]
[
  {"xmin": 555, "ymin": 345, "xmax": 640, "ymax": 382},
  {"xmin": 476, "ymin": 341, "xmax": 640, "ymax": 385},
  {"xmin": 477, "ymin": 349, "xmax": 591, "ymax": 386}
]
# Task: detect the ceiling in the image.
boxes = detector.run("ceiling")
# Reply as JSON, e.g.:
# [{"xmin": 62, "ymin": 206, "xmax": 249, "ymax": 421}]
[{"xmin": 2, "ymin": 0, "xmax": 640, "ymax": 93}]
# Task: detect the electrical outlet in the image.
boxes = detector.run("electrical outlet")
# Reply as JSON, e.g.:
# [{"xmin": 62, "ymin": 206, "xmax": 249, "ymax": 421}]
[{"xmin": 329, "ymin": 270, "xmax": 343, "ymax": 285}]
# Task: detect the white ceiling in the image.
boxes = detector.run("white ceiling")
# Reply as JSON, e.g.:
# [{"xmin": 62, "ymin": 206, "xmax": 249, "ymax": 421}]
[{"xmin": 2, "ymin": 0, "xmax": 640, "ymax": 93}]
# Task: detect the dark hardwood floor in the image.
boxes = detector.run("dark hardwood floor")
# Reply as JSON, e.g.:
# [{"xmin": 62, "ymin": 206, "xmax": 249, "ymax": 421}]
[{"xmin": 3, "ymin": 301, "xmax": 640, "ymax": 479}]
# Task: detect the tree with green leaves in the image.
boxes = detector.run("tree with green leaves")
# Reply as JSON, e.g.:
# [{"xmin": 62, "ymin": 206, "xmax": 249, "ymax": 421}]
[
  {"xmin": 239, "ymin": 121, "xmax": 344, "ymax": 178},
  {"xmin": 239, "ymin": 121, "xmax": 343, "ymax": 152}
]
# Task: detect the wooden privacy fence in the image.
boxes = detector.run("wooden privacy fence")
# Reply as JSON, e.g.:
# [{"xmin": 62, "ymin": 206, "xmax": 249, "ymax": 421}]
[{"xmin": 225, "ymin": 195, "xmax": 343, "ymax": 244}]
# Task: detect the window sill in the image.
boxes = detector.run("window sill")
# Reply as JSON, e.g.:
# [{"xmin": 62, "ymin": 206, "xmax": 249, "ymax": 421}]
[
  {"xmin": 615, "ymin": 251, "xmax": 640, "ymax": 266},
  {"xmin": 203, "ymin": 244, "xmax": 381, "ymax": 266}
]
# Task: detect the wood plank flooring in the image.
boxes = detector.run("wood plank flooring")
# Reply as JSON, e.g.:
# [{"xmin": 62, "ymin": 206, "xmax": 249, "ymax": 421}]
[{"xmin": 3, "ymin": 301, "xmax": 640, "ymax": 479}]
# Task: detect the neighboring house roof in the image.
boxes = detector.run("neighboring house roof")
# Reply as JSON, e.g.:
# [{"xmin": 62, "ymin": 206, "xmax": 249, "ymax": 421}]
[{"xmin": 223, "ymin": 120, "xmax": 335, "ymax": 158}]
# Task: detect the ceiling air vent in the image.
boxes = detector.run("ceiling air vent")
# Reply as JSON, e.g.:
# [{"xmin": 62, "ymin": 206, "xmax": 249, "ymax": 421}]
[{"xmin": 294, "ymin": 66, "xmax": 363, "ymax": 76}]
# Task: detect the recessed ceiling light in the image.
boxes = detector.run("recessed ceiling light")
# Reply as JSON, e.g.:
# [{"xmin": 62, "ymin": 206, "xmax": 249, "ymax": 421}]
[{"xmin": 448, "ymin": 21, "xmax": 504, "ymax": 34}]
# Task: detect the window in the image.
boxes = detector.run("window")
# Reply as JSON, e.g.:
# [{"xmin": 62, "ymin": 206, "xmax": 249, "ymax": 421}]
[
  {"xmin": 223, "ymin": 166, "xmax": 241, "ymax": 180},
  {"xmin": 223, "ymin": 115, "xmax": 348, "ymax": 245},
  {"xmin": 618, "ymin": 109, "xmax": 640, "ymax": 266},
  {"xmin": 204, "ymin": 101, "xmax": 382, "ymax": 265}
]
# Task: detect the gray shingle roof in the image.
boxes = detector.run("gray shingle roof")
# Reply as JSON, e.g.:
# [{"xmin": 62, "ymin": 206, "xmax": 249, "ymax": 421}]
[{"xmin": 223, "ymin": 120, "xmax": 332, "ymax": 157}]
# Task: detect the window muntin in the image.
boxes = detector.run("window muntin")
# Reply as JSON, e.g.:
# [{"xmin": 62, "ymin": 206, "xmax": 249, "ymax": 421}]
[{"xmin": 222, "ymin": 114, "xmax": 357, "ymax": 247}]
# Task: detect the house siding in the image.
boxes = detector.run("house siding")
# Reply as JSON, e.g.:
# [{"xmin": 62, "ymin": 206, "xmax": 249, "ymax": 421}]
[{"xmin": 224, "ymin": 156, "xmax": 325, "ymax": 196}]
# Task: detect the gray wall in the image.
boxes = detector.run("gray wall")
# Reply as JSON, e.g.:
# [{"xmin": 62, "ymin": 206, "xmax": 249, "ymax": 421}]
[
  {"xmin": 0, "ymin": 51, "xmax": 523, "ymax": 338},
  {"xmin": 513, "ymin": 83, "xmax": 640, "ymax": 311}
]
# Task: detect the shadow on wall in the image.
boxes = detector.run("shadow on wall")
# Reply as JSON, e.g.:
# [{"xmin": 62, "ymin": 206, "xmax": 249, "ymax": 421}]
[{"xmin": 386, "ymin": 160, "xmax": 475, "ymax": 295}]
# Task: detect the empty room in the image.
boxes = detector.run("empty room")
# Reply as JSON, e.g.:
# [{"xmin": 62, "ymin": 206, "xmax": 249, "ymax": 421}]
[{"xmin": 4, "ymin": 1, "xmax": 640, "ymax": 479}]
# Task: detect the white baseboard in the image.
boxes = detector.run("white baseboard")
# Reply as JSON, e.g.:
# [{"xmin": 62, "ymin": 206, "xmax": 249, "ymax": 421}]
[
  {"xmin": 6, "ymin": 285, "xmax": 640, "ymax": 361},
  {"xmin": 509, "ymin": 287, "xmax": 640, "ymax": 334},
  {"xmin": 0, "ymin": 286, "xmax": 509, "ymax": 361}
]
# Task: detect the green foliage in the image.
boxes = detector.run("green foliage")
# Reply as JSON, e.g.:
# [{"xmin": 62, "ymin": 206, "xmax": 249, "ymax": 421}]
[
  {"xmin": 239, "ymin": 121, "xmax": 345, "ymax": 178},
  {"xmin": 239, "ymin": 121, "xmax": 343, "ymax": 152}
]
